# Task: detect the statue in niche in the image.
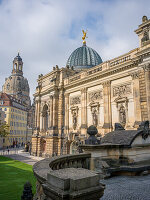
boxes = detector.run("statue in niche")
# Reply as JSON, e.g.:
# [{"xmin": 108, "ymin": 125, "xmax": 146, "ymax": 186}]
[
  {"xmin": 119, "ymin": 104, "xmax": 126, "ymax": 126},
  {"xmin": 91, "ymin": 107, "xmax": 98, "ymax": 127},
  {"xmin": 72, "ymin": 111, "xmax": 77, "ymax": 130},
  {"xmin": 141, "ymin": 31, "xmax": 149, "ymax": 43}
]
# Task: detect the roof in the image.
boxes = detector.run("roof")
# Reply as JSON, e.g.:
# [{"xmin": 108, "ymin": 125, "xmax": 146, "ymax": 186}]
[
  {"xmin": 66, "ymin": 44, "xmax": 102, "ymax": 70},
  {"xmin": 0, "ymin": 92, "xmax": 27, "ymax": 111},
  {"xmin": 101, "ymin": 130, "xmax": 143, "ymax": 146}
]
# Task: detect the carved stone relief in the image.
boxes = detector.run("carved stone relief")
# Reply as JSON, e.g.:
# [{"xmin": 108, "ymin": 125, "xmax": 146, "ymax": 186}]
[
  {"xmin": 89, "ymin": 102, "xmax": 100, "ymax": 127},
  {"xmin": 88, "ymin": 90, "xmax": 102, "ymax": 102},
  {"xmin": 70, "ymin": 96, "xmax": 81, "ymax": 105},
  {"xmin": 119, "ymin": 104, "xmax": 126, "ymax": 126},
  {"xmin": 113, "ymin": 83, "xmax": 131, "ymax": 97},
  {"xmin": 71, "ymin": 106, "xmax": 79, "ymax": 130},
  {"xmin": 115, "ymin": 97, "xmax": 128, "ymax": 127}
]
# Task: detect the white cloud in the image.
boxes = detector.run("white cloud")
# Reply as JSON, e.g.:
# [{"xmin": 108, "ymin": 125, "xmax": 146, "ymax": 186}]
[{"xmin": 0, "ymin": 0, "xmax": 150, "ymax": 99}]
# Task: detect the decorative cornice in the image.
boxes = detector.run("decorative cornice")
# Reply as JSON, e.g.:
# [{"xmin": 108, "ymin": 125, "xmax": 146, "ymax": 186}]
[
  {"xmin": 80, "ymin": 87, "xmax": 87, "ymax": 93},
  {"xmin": 101, "ymin": 80, "xmax": 111, "ymax": 87},
  {"xmin": 130, "ymin": 71, "xmax": 139, "ymax": 79},
  {"xmin": 142, "ymin": 63, "xmax": 150, "ymax": 72}
]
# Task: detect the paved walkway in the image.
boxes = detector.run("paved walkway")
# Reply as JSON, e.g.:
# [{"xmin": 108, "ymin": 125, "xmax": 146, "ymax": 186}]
[{"xmin": 1, "ymin": 149, "xmax": 43, "ymax": 165}]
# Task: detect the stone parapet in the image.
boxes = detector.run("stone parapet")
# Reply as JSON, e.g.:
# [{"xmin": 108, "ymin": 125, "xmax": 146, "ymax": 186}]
[{"xmin": 33, "ymin": 153, "xmax": 105, "ymax": 200}]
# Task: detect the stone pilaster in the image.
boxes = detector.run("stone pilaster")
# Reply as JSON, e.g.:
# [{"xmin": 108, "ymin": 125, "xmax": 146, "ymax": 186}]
[
  {"xmin": 52, "ymin": 91, "xmax": 59, "ymax": 135},
  {"xmin": 50, "ymin": 95, "xmax": 53, "ymax": 128},
  {"xmin": 45, "ymin": 137, "xmax": 54, "ymax": 156},
  {"xmin": 80, "ymin": 88, "xmax": 87, "ymax": 135},
  {"xmin": 37, "ymin": 99, "xmax": 41, "ymax": 130},
  {"xmin": 102, "ymin": 81, "xmax": 112, "ymax": 133},
  {"xmin": 35, "ymin": 100, "xmax": 38, "ymax": 128},
  {"xmin": 64, "ymin": 93, "xmax": 69, "ymax": 136},
  {"xmin": 58, "ymin": 88, "xmax": 64, "ymax": 136},
  {"xmin": 130, "ymin": 72, "xmax": 142, "ymax": 127},
  {"xmin": 143, "ymin": 64, "xmax": 150, "ymax": 121}
]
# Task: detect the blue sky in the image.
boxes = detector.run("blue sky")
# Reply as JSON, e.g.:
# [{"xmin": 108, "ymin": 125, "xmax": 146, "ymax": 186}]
[{"xmin": 0, "ymin": 0, "xmax": 150, "ymax": 99}]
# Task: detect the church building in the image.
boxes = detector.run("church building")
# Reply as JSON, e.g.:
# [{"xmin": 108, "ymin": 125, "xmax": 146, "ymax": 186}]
[{"xmin": 32, "ymin": 16, "xmax": 150, "ymax": 157}]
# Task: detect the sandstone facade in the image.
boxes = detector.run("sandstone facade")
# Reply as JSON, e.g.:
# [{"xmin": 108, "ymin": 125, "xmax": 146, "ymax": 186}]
[{"xmin": 32, "ymin": 16, "xmax": 150, "ymax": 157}]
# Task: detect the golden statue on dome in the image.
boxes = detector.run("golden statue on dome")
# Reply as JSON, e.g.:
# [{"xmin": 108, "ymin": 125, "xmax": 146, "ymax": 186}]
[{"xmin": 82, "ymin": 30, "xmax": 88, "ymax": 45}]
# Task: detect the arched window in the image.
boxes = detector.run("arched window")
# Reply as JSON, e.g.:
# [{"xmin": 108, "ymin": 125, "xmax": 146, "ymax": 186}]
[{"xmin": 42, "ymin": 104, "xmax": 48, "ymax": 131}]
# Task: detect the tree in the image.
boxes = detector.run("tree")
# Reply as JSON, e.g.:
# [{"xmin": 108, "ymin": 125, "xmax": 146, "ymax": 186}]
[{"xmin": 0, "ymin": 123, "xmax": 9, "ymax": 137}]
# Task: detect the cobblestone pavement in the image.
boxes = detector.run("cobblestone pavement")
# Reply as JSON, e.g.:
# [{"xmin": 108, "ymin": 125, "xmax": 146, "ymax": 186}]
[{"xmin": 101, "ymin": 175, "xmax": 150, "ymax": 200}]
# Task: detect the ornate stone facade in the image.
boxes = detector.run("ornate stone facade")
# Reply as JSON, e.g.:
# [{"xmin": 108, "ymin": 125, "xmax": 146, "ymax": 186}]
[
  {"xmin": 32, "ymin": 16, "xmax": 150, "ymax": 157},
  {"xmin": 2, "ymin": 54, "xmax": 35, "ymax": 134}
]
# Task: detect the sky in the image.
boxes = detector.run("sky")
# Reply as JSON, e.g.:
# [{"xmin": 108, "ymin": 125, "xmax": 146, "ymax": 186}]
[{"xmin": 0, "ymin": 0, "xmax": 150, "ymax": 101}]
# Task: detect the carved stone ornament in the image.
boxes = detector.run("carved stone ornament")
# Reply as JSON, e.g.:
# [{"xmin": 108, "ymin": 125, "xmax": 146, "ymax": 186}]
[
  {"xmin": 119, "ymin": 104, "xmax": 126, "ymax": 126},
  {"xmin": 130, "ymin": 72, "xmax": 139, "ymax": 80},
  {"xmin": 143, "ymin": 63, "xmax": 150, "ymax": 72},
  {"xmin": 70, "ymin": 96, "xmax": 81, "ymax": 105},
  {"xmin": 89, "ymin": 102, "xmax": 100, "ymax": 127},
  {"xmin": 141, "ymin": 30, "xmax": 149, "ymax": 43},
  {"xmin": 102, "ymin": 80, "xmax": 111, "ymax": 87},
  {"xmin": 88, "ymin": 90, "xmax": 102, "ymax": 102},
  {"xmin": 71, "ymin": 106, "xmax": 79, "ymax": 130},
  {"xmin": 113, "ymin": 83, "xmax": 131, "ymax": 97}
]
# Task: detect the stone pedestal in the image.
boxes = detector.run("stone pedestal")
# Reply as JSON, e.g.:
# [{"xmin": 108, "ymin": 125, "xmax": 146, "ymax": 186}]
[{"xmin": 43, "ymin": 168, "xmax": 105, "ymax": 200}]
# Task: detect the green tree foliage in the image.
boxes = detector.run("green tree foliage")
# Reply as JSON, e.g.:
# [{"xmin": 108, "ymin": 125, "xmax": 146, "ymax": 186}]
[{"xmin": 0, "ymin": 123, "xmax": 9, "ymax": 137}]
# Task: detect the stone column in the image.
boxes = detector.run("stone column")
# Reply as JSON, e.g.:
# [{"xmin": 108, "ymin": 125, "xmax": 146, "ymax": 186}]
[
  {"xmin": 34, "ymin": 100, "xmax": 38, "ymax": 129},
  {"xmin": 50, "ymin": 95, "xmax": 53, "ymax": 128},
  {"xmin": 48, "ymin": 110, "xmax": 50, "ymax": 129},
  {"xmin": 36, "ymin": 99, "xmax": 41, "ymax": 133},
  {"xmin": 102, "ymin": 81, "xmax": 112, "ymax": 133},
  {"xmin": 52, "ymin": 91, "xmax": 58, "ymax": 135},
  {"xmin": 64, "ymin": 93, "xmax": 69, "ymax": 136},
  {"xmin": 143, "ymin": 64, "xmax": 150, "ymax": 121},
  {"xmin": 58, "ymin": 88, "xmax": 64, "ymax": 136},
  {"xmin": 131, "ymin": 72, "xmax": 142, "ymax": 127},
  {"xmin": 40, "ymin": 112, "xmax": 43, "ymax": 132},
  {"xmin": 81, "ymin": 88, "xmax": 87, "ymax": 136}
]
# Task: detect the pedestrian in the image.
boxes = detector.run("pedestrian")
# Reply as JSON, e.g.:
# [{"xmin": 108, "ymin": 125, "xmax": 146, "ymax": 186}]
[{"xmin": 8, "ymin": 149, "xmax": 9, "ymax": 154}]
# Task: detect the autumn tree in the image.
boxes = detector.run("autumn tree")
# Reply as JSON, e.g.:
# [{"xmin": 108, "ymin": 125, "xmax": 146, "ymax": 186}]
[{"xmin": 0, "ymin": 123, "xmax": 9, "ymax": 137}]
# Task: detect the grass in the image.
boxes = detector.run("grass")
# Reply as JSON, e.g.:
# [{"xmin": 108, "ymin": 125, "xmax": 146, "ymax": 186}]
[{"xmin": 0, "ymin": 156, "xmax": 36, "ymax": 200}]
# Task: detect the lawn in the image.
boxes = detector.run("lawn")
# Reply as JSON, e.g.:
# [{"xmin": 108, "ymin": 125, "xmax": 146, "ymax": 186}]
[{"xmin": 0, "ymin": 156, "xmax": 36, "ymax": 200}]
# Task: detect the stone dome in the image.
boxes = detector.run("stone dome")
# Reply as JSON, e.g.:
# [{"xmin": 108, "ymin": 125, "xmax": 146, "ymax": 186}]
[
  {"xmin": 66, "ymin": 43, "xmax": 102, "ymax": 70},
  {"xmin": 2, "ymin": 53, "xmax": 31, "ymax": 107}
]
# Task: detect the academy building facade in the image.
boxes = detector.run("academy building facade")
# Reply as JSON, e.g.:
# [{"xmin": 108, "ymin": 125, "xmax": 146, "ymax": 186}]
[{"xmin": 32, "ymin": 16, "xmax": 150, "ymax": 157}]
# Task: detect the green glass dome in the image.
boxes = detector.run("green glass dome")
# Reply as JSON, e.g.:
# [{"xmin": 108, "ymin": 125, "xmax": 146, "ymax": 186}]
[{"xmin": 66, "ymin": 43, "xmax": 102, "ymax": 70}]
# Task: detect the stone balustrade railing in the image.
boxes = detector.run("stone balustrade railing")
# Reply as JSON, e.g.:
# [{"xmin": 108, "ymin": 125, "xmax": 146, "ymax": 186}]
[
  {"xmin": 49, "ymin": 153, "xmax": 90, "ymax": 170},
  {"xmin": 109, "ymin": 55, "xmax": 131, "ymax": 67},
  {"xmin": 33, "ymin": 153, "xmax": 105, "ymax": 200}
]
